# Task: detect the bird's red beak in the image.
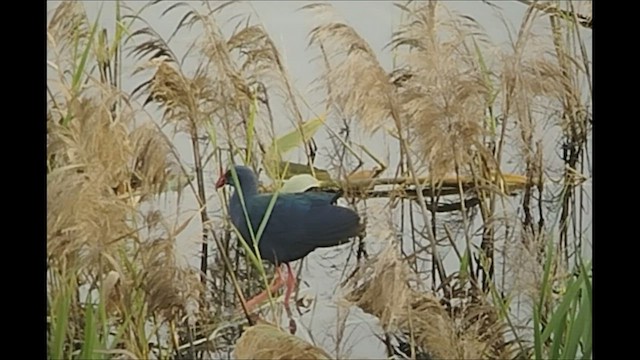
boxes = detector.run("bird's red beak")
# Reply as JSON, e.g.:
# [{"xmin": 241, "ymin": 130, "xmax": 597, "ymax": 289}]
[{"xmin": 215, "ymin": 174, "xmax": 226, "ymax": 189}]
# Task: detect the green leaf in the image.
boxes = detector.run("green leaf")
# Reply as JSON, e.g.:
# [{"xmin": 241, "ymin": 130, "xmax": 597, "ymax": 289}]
[
  {"xmin": 472, "ymin": 37, "xmax": 497, "ymax": 137},
  {"xmin": 263, "ymin": 116, "xmax": 325, "ymax": 179},
  {"xmin": 533, "ymin": 301, "xmax": 543, "ymax": 360},
  {"xmin": 246, "ymin": 94, "xmax": 258, "ymax": 164},
  {"xmin": 548, "ymin": 305, "xmax": 567, "ymax": 359},
  {"xmin": 62, "ymin": 5, "xmax": 102, "ymax": 126},
  {"xmin": 51, "ymin": 280, "xmax": 72, "ymax": 359},
  {"xmin": 579, "ymin": 262, "xmax": 593, "ymax": 358},
  {"xmin": 534, "ymin": 240, "xmax": 555, "ymax": 359},
  {"xmin": 563, "ymin": 293, "xmax": 585, "ymax": 359},
  {"xmin": 80, "ymin": 302, "xmax": 100, "ymax": 360},
  {"xmin": 565, "ymin": 263, "xmax": 592, "ymax": 358},
  {"xmin": 532, "ymin": 238, "xmax": 592, "ymax": 360},
  {"xmin": 542, "ymin": 276, "xmax": 581, "ymax": 342}
]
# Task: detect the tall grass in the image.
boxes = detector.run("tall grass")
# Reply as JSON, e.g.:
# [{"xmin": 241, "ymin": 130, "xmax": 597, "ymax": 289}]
[
  {"xmin": 533, "ymin": 241, "xmax": 592, "ymax": 360},
  {"xmin": 47, "ymin": 0, "xmax": 591, "ymax": 359}
]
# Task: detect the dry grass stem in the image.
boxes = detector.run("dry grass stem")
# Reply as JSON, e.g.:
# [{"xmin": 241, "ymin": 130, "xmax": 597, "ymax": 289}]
[
  {"xmin": 235, "ymin": 322, "xmax": 332, "ymax": 360},
  {"xmin": 345, "ymin": 240, "xmax": 518, "ymax": 359}
]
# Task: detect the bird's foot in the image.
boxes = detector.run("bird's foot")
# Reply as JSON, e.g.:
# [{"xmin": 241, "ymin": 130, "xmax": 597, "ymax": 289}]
[
  {"xmin": 283, "ymin": 263, "xmax": 297, "ymax": 334},
  {"xmin": 284, "ymin": 298, "xmax": 297, "ymax": 334},
  {"xmin": 357, "ymin": 221, "xmax": 367, "ymax": 238},
  {"xmin": 239, "ymin": 268, "xmax": 285, "ymax": 314},
  {"xmin": 295, "ymin": 296, "xmax": 305, "ymax": 316},
  {"xmin": 288, "ymin": 318, "xmax": 297, "ymax": 335}
]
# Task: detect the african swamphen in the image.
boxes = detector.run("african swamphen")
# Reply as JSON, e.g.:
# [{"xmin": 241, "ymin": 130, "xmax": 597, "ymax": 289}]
[{"xmin": 216, "ymin": 166, "xmax": 361, "ymax": 324}]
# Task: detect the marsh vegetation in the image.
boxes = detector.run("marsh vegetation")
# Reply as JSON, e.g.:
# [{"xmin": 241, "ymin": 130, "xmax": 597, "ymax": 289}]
[{"xmin": 47, "ymin": 1, "xmax": 592, "ymax": 359}]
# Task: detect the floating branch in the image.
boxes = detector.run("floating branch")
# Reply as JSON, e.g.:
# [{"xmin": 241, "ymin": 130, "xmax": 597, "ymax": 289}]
[
  {"xmin": 335, "ymin": 173, "xmax": 532, "ymax": 192},
  {"xmin": 258, "ymin": 171, "xmax": 532, "ymax": 213}
]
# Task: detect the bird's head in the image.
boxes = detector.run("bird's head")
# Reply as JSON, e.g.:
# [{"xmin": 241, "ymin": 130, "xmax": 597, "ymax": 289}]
[{"xmin": 215, "ymin": 165, "xmax": 258, "ymax": 191}]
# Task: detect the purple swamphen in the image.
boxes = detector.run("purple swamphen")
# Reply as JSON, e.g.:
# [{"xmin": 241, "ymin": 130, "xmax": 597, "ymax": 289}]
[{"xmin": 216, "ymin": 165, "xmax": 361, "ymax": 328}]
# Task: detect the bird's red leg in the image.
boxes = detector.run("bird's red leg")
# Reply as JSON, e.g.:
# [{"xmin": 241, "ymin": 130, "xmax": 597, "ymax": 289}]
[
  {"xmin": 244, "ymin": 265, "xmax": 285, "ymax": 312},
  {"xmin": 284, "ymin": 262, "xmax": 297, "ymax": 334}
]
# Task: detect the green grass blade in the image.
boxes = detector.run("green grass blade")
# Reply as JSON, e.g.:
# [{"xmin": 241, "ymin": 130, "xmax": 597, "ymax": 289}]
[
  {"xmin": 578, "ymin": 261, "xmax": 593, "ymax": 358},
  {"xmin": 472, "ymin": 37, "xmax": 497, "ymax": 136},
  {"xmin": 539, "ymin": 259, "xmax": 591, "ymax": 360},
  {"xmin": 563, "ymin": 261, "xmax": 592, "ymax": 359},
  {"xmin": 72, "ymin": 6, "xmax": 101, "ymax": 92},
  {"xmin": 206, "ymin": 121, "xmax": 218, "ymax": 152},
  {"xmin": 50, "ymin": 280, "xmax": 72, "ymax": 359},
  {"xmin": 542, "ymin": 277, "xmax": 581, "ymax": 341},
  {"xmin": 80, "ymin": 302, "xmax": 99, "ymax": 360},
  {"xmin": 110, "ymin": 0, "xmax": 128, "ymax": 60},
  {"xmin": 561, "ymin": 294, "xmax": 581, "ymax": 359},
  {"xmin": 227, "ymin": 160, "xmax": 290, "ymax": 311},
  {"xmin": 549, "ymin": 310, "xmax": 567, "ymax": 359},
  {"xmin": 98, "ymin": 276, "xmax": 110, "ymax": 358},
  {"xmin": 563, "ymin": 295, "xmax": 586, "ymax": 358},
  {"xmin": 62, "ymin": 6, "xmax": 102, "ymax": 126},
  {"xmin": 255, "ymin": 186, "xmax": 279, "ymax": 245},
  {"xmin": 245, "ymin": 94, "xmax": 258, "ymax": 164},
  {"xmin": 231, "ymin": 161, "xmax": 286, "ymax": 263},
  {"xmin": 534, "ymin": 240, "xmax": 555, "ymax": 359},
  {"xmin": 228, "ymin": 166, "xmax": 260, "ymax": 265},
  {"xmin": 533, "ymin": 301, "xmax": 543, "ymax": 360},
  {"xmin": 580, "ymin": 295, "xmax": 593, "ymax": 358}
]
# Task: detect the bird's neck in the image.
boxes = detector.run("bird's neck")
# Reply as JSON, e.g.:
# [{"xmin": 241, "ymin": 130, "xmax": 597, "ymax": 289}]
[{"xmin": 230, "ymin": 182, "xmax": 259, "ymax": 205}]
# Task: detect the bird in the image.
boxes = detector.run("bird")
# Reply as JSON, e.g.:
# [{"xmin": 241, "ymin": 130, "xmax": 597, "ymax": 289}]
[{"xmin": 216, "ymin": 165, "xmax": 362, "ymax": 331}]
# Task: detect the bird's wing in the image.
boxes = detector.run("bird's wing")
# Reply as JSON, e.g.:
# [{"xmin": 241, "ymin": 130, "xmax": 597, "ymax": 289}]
[
  {"xmin": 287, "ymin": 191, "xmax": 338, "ymax": 205},
  {"xmin": 293, "ymin": 203, "xmax": 361, "ymax": 247},
  {"xmin": 246, "ymin": 192, "xmax": 360, "ymax": 247}
]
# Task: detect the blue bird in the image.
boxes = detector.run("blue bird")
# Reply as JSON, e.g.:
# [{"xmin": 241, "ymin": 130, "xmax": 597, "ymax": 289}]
[{"xmin": 216, "ymin": 165, "xmax": 361, "ymax": 329}]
